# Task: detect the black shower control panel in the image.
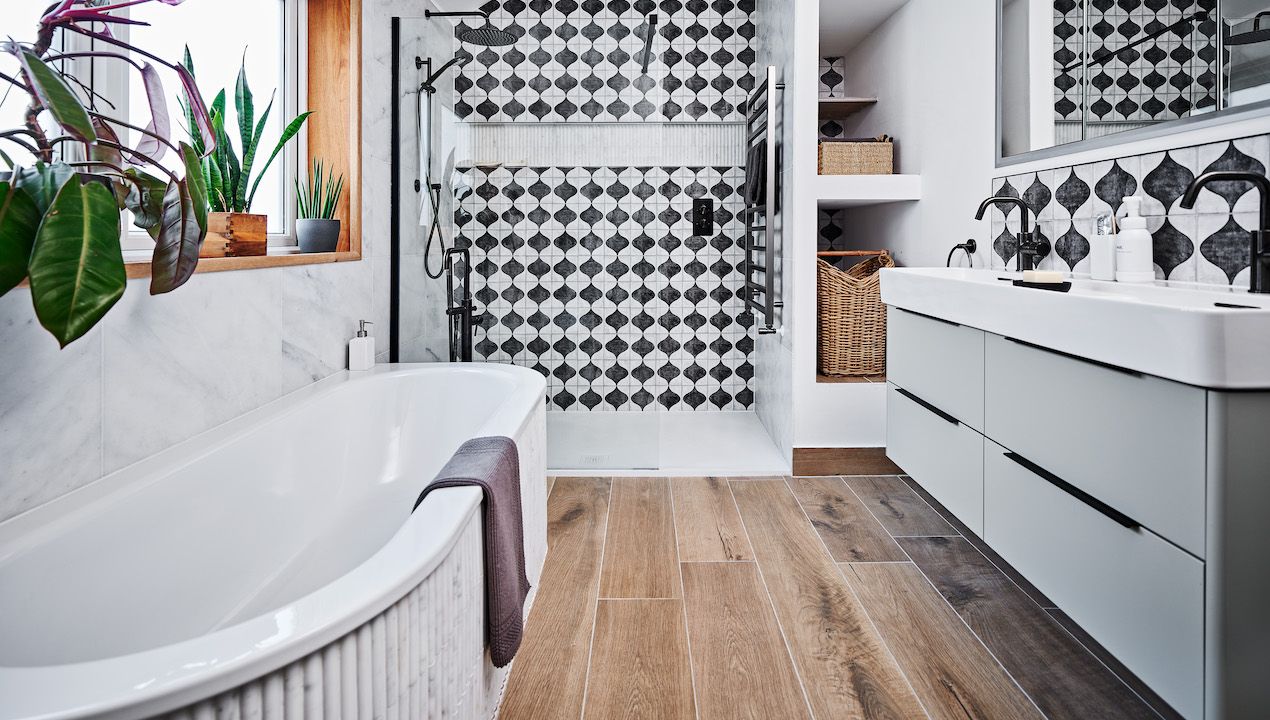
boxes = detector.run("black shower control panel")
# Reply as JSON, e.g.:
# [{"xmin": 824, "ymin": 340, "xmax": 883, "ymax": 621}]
[{"xmin": 692, "ymin": 198, "xmax": 714, "ymax": 236}]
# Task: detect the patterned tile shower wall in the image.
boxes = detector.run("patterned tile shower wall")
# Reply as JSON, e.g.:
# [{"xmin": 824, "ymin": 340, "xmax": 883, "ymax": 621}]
[
  {"xmin": 987, "ymin": 134, "xmax": 1269, "ymax": 287},
  {"xmin": 453, "ymin": 0, "xmax": 756, "ymax": 123},
  {"xmin": 1053, "ymin": 0, "xmax": 1217, "ymax": 126},
  {"xmin": 456, "ymin": 165, "xmax": 754, "ymax": 411}
]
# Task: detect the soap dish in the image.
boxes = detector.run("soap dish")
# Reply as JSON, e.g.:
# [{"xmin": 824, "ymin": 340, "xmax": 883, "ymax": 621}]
[{"xmin": 1012, "ymin": 280, "xmax": 1072, "ymax": 293}]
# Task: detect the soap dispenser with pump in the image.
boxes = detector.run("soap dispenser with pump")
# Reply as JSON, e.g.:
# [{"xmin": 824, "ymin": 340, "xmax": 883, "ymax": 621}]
[
  {"xmin": 349, "ymin": 320, "xmax": 375, "ymax": 372},
  {"xmin": 1115, "ymin": 196, "xmax": 1155, "ymax": 283}
]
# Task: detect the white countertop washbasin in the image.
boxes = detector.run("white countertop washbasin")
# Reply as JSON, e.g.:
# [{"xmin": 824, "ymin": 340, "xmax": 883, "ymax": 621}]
[{"xmin": 881, "ymin": 267, "xmax": 1270, "ymax": 390}]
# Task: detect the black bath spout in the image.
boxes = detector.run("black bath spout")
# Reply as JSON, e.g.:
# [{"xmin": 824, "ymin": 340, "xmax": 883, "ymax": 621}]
[
  {"xmin": 975, "ymin": 196, "xmax": 1047, "ymax": 272},
  {"xmin": 1181, "ymin": 171, "xmax": 1270, "ymax": 294}
]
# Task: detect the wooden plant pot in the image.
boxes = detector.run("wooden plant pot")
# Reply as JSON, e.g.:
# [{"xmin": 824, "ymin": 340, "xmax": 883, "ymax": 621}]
[{"xmin": 201, "ymin": 212, "xmax": 268, "ymax": 258}]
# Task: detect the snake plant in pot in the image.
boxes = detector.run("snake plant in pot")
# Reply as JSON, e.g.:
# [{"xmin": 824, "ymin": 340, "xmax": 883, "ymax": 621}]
[
  {"xmin": 295, "ymin": 159, "xmax": 345, "ymax": 253},
  {"xmin": 180, "ymin": 48, "xmax": 311, "ymax": 258},
  {"xmin": 0, "ymin": 0, "xmax": 216, "ymax": 348}
]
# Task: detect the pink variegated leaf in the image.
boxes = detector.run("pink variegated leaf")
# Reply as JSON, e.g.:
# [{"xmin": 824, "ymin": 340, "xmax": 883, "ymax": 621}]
[
  {"xmin": 175, "ymin": 64, "xmax": 215, "ymax": 156},
  {"xmin": 134, "ymin": 62, "xmax": 170, "ymax": 162}
]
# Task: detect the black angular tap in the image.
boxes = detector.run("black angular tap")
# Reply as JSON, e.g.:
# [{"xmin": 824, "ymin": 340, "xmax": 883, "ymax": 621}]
[
  {"xmin": 1181, "ymin": 171, "xmax": 1270, "ymax": 293},
  {"xmin": 974, "ymin": 196, "xmax": 1049, "ymax": 272}
]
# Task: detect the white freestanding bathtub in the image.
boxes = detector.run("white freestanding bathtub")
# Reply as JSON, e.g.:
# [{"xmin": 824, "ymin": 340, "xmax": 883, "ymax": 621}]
[{"xmin": 0, "ymin": 364, "xmax": 548, "ymax": 720}]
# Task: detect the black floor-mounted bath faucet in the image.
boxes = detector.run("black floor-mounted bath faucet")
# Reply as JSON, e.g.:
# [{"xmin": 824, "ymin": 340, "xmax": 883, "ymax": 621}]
[
  {"xmin": 975, "ymin": 196, "xmax": 1049, "ymax": 272},
  {"xmin": 1181, "ymin": 171, "xmax": 1270, "ymax": 293}
]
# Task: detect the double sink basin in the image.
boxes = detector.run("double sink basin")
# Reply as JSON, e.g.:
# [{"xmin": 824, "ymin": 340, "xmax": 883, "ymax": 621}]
[{"xmin": 880, "ymin": 267, "xmax": 1270, "ymax": 390}]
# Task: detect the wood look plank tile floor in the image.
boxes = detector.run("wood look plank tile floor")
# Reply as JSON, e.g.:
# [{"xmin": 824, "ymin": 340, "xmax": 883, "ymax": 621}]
[{"xmin": 500, "ymin": 475, "xmax": 1176, "ymax": 720}]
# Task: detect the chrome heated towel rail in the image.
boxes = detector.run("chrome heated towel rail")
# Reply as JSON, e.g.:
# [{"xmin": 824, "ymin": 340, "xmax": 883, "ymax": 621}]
[{"xmin": 744, "ymin": 65, "xmax": 783, "ymax": 335}]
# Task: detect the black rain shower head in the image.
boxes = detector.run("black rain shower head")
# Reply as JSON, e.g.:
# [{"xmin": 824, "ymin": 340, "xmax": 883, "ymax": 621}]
[{"xmin": 425, "ymin": 10, "xmax": 517, "ymax": 47}]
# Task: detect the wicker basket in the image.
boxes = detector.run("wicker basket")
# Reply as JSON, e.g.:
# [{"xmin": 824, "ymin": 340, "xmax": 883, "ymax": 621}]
[
  {"xmin": 818, "ymin": 138, "xmax": 894, "ymax": 175},
  {"xmin": 817, "ymin": 252, "xmax": 894, "ymax": 377}
]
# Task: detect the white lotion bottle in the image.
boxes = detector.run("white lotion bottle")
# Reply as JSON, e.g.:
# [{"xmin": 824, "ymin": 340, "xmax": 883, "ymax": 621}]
[
  {"xmin": 349, "ymin": 320, "xmax": 375, "ymax": 371},
  {"xmin": 1115, "ymin": 197, "xmax": 1155, "ymax": 283},
  {"xmin": 1090, "ymin": 211, "xmax": 1117, "ymax": 281}
]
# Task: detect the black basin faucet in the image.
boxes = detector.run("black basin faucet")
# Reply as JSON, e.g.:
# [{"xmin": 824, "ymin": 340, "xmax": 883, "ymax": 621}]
[
  {"xmin": 974, "ymin": 196, "xmax": 1049, "ymax": 271},
  {"xmin": 1181, "ymin": 171, "xmax": 1270, "ymax": 293}
]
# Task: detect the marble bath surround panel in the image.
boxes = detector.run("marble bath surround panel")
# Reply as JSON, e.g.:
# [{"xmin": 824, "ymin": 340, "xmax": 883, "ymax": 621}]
[{"xmin": 988, "ymin": 133, "xmax": 1270, "ymax": 287}]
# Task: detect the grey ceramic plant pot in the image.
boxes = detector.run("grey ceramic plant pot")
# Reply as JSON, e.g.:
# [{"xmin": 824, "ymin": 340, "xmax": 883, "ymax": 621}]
[{"xmin": 297, "ymin": 218, "xmax": 341, "ymax": 253}]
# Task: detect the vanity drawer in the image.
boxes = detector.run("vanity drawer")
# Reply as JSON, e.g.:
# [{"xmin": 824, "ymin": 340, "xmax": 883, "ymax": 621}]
[
  {"xmin": 887, "ymin": 308, "xmax": 985, "ymax": 431},
  {"xmin": 983, "ymin": 333, "xmax": 1207, "ymax": 556},
  {"xmin": 887, "ymin": 383, "xmax": 984, "ymax": 534},
  {"xmin": 983, "ymin": 441, "xmax": 1203, "ymax": 720}
]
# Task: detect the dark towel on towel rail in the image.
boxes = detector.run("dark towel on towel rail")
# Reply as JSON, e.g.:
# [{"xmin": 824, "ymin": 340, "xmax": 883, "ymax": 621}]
[
  {"xmin": 745, "ymin": 139, "xmax": 766, "ymax": 207},
  {"xmin": 413, "ymin": 436, "xmax": 530, "ymax": 668}
]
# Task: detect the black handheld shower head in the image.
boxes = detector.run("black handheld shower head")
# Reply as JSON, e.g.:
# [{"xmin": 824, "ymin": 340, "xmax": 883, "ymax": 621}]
[
  {"xmin": 419, "ymin": 54, "xmax": 473, "ymax": 93},
  {"xmin": 639, "ymin": 13, "xmax": 660, "ymax": 75}
]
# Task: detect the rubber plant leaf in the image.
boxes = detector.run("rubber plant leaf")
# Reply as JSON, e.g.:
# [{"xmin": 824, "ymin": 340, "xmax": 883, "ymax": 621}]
[
  {"xmin": 27, "ymin": 179, "xmax": 126, "ymax": 347},
  {"xmin": 0, "ymin": 180, "xmax": 42, "ymax": 294},
  {"xmin": 149, "ymin": 178, "xmax": 203, "ymax": 295},
  {"xmin": 246, "ymin": 111, "xmax": 312, "ymax": 211},
  {"xmin": 135, "ymin": 62, "xmax": 172, "ymax": 162},
  {"xmin": 16, "ymin": 162, "xmax": 75, "ymax": 213},
  {"xmin": 175, "ymin": 64, "xmax": 215, "ymax": 156},
  {"xmin": 89, "ymin": 117, "xmax": 125, "ymax": 168},
  {"xmin": 17, "ymin": 50, "xmax": 96, "ymax": 143},
  {"xmin": 123, "ymin": 168, "xmax": 167, "ymax": 236}
]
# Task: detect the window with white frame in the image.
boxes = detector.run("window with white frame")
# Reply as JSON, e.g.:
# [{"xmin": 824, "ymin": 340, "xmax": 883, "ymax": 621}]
[{"xmin": 0, "ymin": 0, "xmax": 303, "ymax": 252}]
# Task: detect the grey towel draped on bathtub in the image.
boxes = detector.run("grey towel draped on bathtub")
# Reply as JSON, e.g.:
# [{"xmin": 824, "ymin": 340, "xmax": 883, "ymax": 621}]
[{"xmin": 414, "ymin": 436, "xmax": 531, "ymax": 668}]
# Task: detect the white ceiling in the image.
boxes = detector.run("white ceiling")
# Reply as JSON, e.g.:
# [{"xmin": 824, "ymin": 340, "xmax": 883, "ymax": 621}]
[
  {"xmin": 433, "ymin": 0, "xmax": 488, "ymax": 13},
  {"xmin": 819, "ymin": 0, "xmax": 911, "ymax": 57}
]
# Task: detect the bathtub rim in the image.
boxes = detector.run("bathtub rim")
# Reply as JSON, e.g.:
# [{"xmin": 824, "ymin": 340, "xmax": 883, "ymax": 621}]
[{"xmin": 0, "ymin": 362, "xmax": 546, "ymax": 720}]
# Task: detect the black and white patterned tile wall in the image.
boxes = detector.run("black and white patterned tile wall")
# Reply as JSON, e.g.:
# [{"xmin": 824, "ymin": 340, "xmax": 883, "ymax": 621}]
[
  {"xmin": 455, "ymin": 164, "xmax": 754, "ymax": 411},
  {"xmin": 452, "ymin": 0, "xmax": 756, "ymax": 123},
  {"xmin": 1053, "ymin": 0, "xmax": 1217, "ymax": 125},
  {"xmin": 988, "ymin": 133, "xmax": 1269, "ymax": 287}
]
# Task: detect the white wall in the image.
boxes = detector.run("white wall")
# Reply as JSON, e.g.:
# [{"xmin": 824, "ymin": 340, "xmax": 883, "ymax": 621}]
[
  {"xmin": 788, "ymin": 0, "xmax": 997, "ymax": 450},
  {"xmin": 0, "ymin": 0, "xmax": 412, "ymax": 524}
]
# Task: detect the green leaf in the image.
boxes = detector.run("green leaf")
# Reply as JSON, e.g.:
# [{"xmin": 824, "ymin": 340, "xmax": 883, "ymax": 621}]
[
  {"xmin": 237, "ymin": 92, "xmax": 274, "ymax": 212},
  {"xmin": 179, "ymin": 142, "xmax": 208, "ymax": 233},
  {"xmin": 234, "ymin": 54, "xmax": 254, "ymax": 176},
  {"xmin": 27, "ymin": 179, "xmax": 125, "ymax": 347},
  {"xmin": 0, "ymin": 180, "xmax": 42, "ymax": 294},
  {"xmin": 149, "ymin": 179, "xmax": 203, "ymax": 295},
  {"xmin": 123, "ymin": 168, "xmax": 167, "ymax": 237},
  {"xmin": 89, "ymin": 118, "xmax": 125, "ymax": 168},
  {"xmin": 246, "ymin": 111, "xmax": 312, "ymax": 212},
  {"xmin": 16, "ymin": 162, "xmax": 75, "ymax": 213},
  {"xmin": 17, "ymin": 50, "xmax": 97, "ymax": 143}
]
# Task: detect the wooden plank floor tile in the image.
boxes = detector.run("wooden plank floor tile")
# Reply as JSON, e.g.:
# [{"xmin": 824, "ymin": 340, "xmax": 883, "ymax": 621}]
[
  {"xmin": 897, "ymin": 536, "xmax": 1159, "ymax": 719},
  {"xmin": 601, "ymin": 477, "xmax": 680, "ymax": 598},
  {"xmin": 730, "ymin": 480, "xmax": 927, "ymax": 719},
  {"xmin": 845, "ymin": 475, "xmax": 958, "ymax": 537},
  {"xmin": 501, "ymin": 478, "xmax": 610, "ymax": 720},
  {"xmin": 681, "ymin": 563, "xmax": 811, "ymax": 720},
  {"xmin": 900, "ymin": 476, "xmax": 1057, "ymax": 609},
  {"xmin": 844, "ymin": 562, "xmax": 1044, "ymax": 720},
  {"xmin": 672, "ymin": 477, "xmax": 753, "ymax": 562},
  {"xmin": 584, "ymin": 600, "xmax": 696, "ymax": 720},
  {"xmin": 787, "ymin": 477, "xmax": 908, "ymax": 562}
]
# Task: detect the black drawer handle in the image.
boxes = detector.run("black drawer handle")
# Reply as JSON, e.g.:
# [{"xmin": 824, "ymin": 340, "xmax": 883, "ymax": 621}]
[
  {"xmin": 1004, "ymin": 452, "xmax": 1141, "ymax": 530},
  {"xmin": 896, "ymin": 388, "xmax": 960, "ymax": 426},
  {"xmin": 899, "ymin": 307, "xmax": 961, "ymax": 327},
  {"xmin": 1004, "ymin": 336, "xmax": 1143, "ymax": 378}
]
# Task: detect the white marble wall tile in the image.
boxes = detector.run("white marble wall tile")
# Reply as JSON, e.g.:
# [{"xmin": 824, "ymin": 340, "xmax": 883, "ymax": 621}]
[
  {"xmin": 281, "ymin": 262, "xmax": 375, "ymax": 392},
  {"xmin": 0, "ymin": 291, "xmax": 103, "ymax": 522},
  {"xmin": 101, "ymin": 273, "xmax": 284, "ymax": 474}
]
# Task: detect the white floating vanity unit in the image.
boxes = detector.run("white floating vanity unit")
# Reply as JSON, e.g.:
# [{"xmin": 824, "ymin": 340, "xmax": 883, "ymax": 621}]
[{"xmin": 881, "ymin": 268, "xmax": 1270, "ymax": 720}]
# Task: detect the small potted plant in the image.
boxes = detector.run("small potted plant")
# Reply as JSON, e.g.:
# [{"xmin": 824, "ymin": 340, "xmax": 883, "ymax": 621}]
[
  {"xmin": 181, "ymin": 49, "xmax": 311, "ymax": 257},
  {"xmin": 295, "ymin": 159, "xmax": 345, "ymax": 253}
]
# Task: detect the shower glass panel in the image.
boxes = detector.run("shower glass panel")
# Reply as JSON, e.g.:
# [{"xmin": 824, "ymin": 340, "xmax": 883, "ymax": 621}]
[{"xmin": 395, "ymin": 3, "xmax": 758, "ymax": 472}]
